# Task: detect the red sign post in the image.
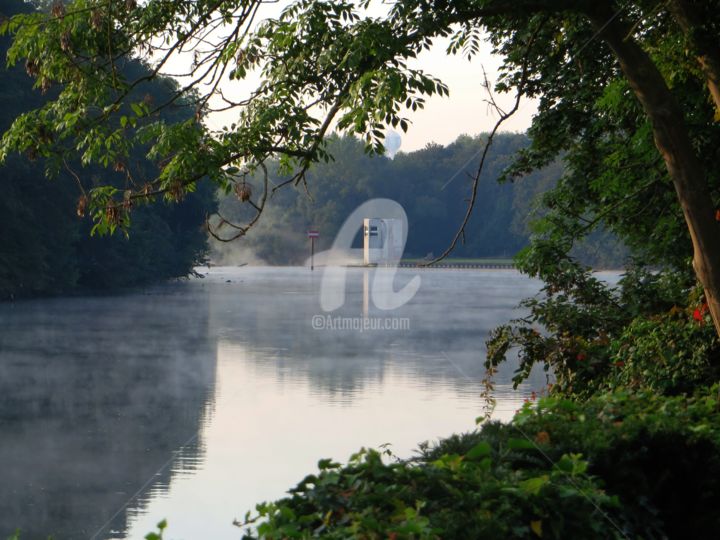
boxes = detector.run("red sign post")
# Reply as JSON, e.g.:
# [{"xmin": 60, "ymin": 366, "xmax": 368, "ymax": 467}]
[{"xmin": 307, "ymin": 230, "xmax": 319, "ymax": 270}]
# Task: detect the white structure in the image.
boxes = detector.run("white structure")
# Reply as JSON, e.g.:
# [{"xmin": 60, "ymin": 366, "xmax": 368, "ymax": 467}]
[{"xmin": 363, "ymin": 218, "xmax": 403, "ymax": 265}]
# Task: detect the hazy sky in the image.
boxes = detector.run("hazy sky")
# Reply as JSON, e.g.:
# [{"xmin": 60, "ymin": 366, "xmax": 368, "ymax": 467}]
[
  {"xmin": 398, "ymin": 37, "xmax": 537, "ymax": 151},
  {"xmin": 194, "ymin": 3, "xmax": 537, "ymax": 153},
  {"xmin": 205, "ymin": 37, "xmax": 537, "ymax": 153}
]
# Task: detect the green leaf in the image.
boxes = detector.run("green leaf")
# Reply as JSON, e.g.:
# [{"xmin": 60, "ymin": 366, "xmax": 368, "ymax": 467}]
[
  {"xmin": 317, "ymin": 458, "xmax": 339, "ymax": 470},
  {"xmin": 465, "ymin": 441, "xmax": 491, "ymax": 459},
  {"xmin": 507, "ymin": 438, "xmax": 536, "ymax": 450},
  {"xmin": 520, "ymin": 475, "xmax": 549, "ymax": 495}
]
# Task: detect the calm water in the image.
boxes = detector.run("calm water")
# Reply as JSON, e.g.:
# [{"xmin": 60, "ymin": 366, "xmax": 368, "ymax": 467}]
[{"xmin": 0, "ymin": 267, "xmax": 550, "ymax": 539}]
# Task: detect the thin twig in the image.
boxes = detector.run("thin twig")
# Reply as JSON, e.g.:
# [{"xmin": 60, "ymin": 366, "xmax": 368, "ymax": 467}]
[{"xmin": 424, "ymin": 20, "xmax": 546, "ymax": 266}]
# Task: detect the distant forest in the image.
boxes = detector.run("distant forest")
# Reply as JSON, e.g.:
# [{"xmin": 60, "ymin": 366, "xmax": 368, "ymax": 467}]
[
  {"xmin": 213, "ymin": 133, "xmax": 625, "ymax": 266},
  {"xmin": 0, "ymin": 0, "xmax": 215, "ymax": 299}
]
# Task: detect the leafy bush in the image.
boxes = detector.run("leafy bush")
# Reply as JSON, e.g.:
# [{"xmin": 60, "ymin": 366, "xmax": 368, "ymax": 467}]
[
  {"xmin": 608, "ymin": 306, "xmax": 720, "ymax": 394},
  {"xmin": 240, "ymin": 449, "xmax": 622, "ymax": 540},
  {"xmin": 237, "ymin": 388, "xmax": 720, "ymax": 539},
  {"xmin": 486, "ymin": 252, "xmax": 720, "ymax": 398},
  {"xmin": 0, "ymin": 0, "xmax": 215, "ymax": 299}
]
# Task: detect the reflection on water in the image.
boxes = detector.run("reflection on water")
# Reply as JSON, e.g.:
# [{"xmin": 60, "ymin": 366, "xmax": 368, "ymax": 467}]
[
  {"xmin": 0, "ymin": 267, "xmax": 549, "ymax": 539},
  {"xmin": 0, "ymin": 290, "xmax": 217, "ymax": 539}
]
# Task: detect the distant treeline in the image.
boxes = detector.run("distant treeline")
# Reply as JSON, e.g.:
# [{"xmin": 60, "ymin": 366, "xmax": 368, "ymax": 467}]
[
  {"xmin": 213, "ymin": 134, "xmax": 625, "ymax": 266},
  {"xmin": 0, "ymin": 0, "xmax": 215, "ymax": 299}
]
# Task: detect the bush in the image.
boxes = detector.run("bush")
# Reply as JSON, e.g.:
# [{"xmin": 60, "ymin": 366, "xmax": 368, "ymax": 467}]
[
  {"xmin": 236, "ymin": 387, "xmax": 720, "ymax": 539},
  {"xmin": 607, "ymin": 307, "xmax": 720, "ymax": 394},
  {"xmin": 486, "ymin": 258, "xmax": 720, "ymax": 399}
]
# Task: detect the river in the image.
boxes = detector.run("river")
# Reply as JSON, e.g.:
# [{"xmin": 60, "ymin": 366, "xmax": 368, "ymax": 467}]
[{"xmin": 0, "ymin": 266, "xmax": 550, "ymax": 539}]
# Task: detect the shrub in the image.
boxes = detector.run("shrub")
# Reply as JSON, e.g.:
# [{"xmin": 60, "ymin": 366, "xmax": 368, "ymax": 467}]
[
  {"xmin": 237, "ymin": 387, "xmax": 720, "ymax": 539},
  {"xmin": 486, "ymin": 259, "xmax": 720, "ymax": 399},
  {"xmin": 607, "ymin": 307, "xmax": 720, "ymax": 394}
]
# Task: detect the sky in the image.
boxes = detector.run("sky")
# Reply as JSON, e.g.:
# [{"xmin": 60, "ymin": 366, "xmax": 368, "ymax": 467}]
[
  {"xmin": 180, "ymin": 2, "xmax": 538, "ymax": 153},
  {"xmin": 397, "ymin": 37, "xmax": 537, "ymax": 151},
  {"xmin": 205, "ymin": 36, "xmax": 537, "ymax": 153}
]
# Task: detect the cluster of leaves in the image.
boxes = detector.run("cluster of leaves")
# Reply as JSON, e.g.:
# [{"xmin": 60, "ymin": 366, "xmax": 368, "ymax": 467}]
[
  {"xmin": 240, "ymin": 442, "xmax": 621, "ymax": 539},
  {"xmin": 491, "ymin": 0, "xmax": 720, "ymax": 269},
  {"xmin": 477, "ymin": 1, "xmax": 720, "ymax": 391},
  {"xmin": 233, "ymin": 387, "xmax": 720, "ymax": 539},
  {"xmin": 144, "ymin": 519, "xmax": 167, "ymax": 540},
  {"xmin": 607, "ymin": 302, "xmax": 720, "ymax": 395},
  {"xmin": 487, "ymin": 243, "xmax": 719, "ymax": 398},
  {"xmin": 505, "ymin": 387, "xmax": 720, "ymax": 538}
]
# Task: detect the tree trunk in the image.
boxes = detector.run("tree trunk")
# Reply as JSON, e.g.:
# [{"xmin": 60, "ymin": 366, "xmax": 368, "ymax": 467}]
[
  {"xmin": 669, "ymin": 0, "xmax": 720, "ymax": 115},
  {"xmin": 588, "ymin": 6, "xmax": 720, "ymax": 337}
]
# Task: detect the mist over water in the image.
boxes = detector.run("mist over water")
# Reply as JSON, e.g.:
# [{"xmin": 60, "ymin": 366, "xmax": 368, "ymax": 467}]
[
  {"xmin": 0, "ymin": 267, "xmax": 550, "ymax": 539},
  {"xmin": 0, "ymin": 288, "xmax": 217, "ymax": 539}
]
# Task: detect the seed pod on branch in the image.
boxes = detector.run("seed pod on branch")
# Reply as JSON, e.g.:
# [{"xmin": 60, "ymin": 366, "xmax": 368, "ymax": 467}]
[
  {"xmin": 90, "ymin": 10, "xmax": 103, "ymax": 31},
  {"xmin": 168, "ymin": 183, "xmax": 185, "ymax": 202},
  {"xmin": 122, "ymin": 190, "xmax": 133, "ymax": 211},
  {"xmin": 60, "ymin": 32, "xmax": 72, "ymax": 52},
  {"xmin": 25, "ymin": 58, "xmax": 40, "ymax": 77},
  {"xmin": 105, "ymin": 206, "xmax": 120, "ymax": 226},
  {"xmin": 51, "ymin": 1, "xmax": 65, "ymax": 18},
  {"xmin": 76, "ymin": 195, "xmax": 87, "ymax": 217},
  {"xmin": 235, "ymin": 182, "xmax": 252, "ymax": 202}
]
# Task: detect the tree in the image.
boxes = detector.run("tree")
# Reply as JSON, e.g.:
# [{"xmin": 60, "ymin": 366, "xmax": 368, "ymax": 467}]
[
  {"xmin": 587, "ymin": 1, "xmax": 720, "ymax": 336},
  {"xmin": 0, "ymin": 0, "xmax": 215, "ymax": 298},
  {"xmin": 0, "ymin": 0, "xmax": 719, "ymax": 332}
]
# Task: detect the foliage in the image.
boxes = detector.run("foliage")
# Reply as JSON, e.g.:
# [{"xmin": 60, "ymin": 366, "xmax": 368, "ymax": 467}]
[
  {"xmin": 0, "ymin": 0, "xmax": 455, "ymax": 233},
  {"xmin": 144, "ymin": 519, "xmax": 167, "ymax": 540},
  {"xmin": 212, "ymin": 133, "xmax": 596, "ymax": 264},
  {"xmin": 480, "ymin": 0, "xmax": 720, "ymax": 352},
  {"xmin": 0, "ymin": 1, "xmax": 711, "ymax": 266},
  {"xmin": 494, "ymin": 2, "xmax": 719, "ymax": 269},
  {"xmin": 487, "ymin": 245, "xmax": 720, "ymax": 398},
  {"xmin": 236, "ymin": 387, "xmax": 720, "ymax": 539},
  {"xmin": 506, "ymin": 387, "xmax": 720, "ymax": 539},
  {"xmin": 240, "ymin": 444, "xmax": 622, "ymax": 539},
  {"xmin": 608, "ymin": 300, "xmax": 720, "ymax": 395},
  {"xmin": 0, "ymin": 0, "xmax": 215, "ymax": 299}
]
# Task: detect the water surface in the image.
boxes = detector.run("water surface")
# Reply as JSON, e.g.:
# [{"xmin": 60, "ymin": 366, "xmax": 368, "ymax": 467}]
[{"xmin": 0, "ymin": 267, "xmax": 548, "ymax": 539}]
